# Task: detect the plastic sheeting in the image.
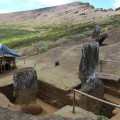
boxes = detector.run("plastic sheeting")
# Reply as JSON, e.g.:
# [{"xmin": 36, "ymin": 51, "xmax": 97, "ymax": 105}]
[{"xmin": 0, "ymin": 44, "xmax": 20, "ymax": 57}]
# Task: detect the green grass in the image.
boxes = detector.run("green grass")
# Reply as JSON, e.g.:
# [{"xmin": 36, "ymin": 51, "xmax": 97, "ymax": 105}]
[
  {"xmin": 97, "ymin": 115, "xmax": 107, "ymax": 120},
  {"xmin": 0, "ymin": 22, "xmax": 95, "ymax": 49},
  {"xmin": 0, "ymin": 25, "xmax": 37, "ymax": 48},
  {"xmin": 100, "ymin": 14, "xmax": 120, "ymax": 30},
  {"xmin": 0, "ymin": 14, "xmax": 120, "ymax": 51}
]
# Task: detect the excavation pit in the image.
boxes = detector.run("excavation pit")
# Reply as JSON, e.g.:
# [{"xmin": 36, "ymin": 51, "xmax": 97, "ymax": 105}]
[
  {"xmin": 0, "ymin": 66, "xmax": 80, "ymax": 117},
  {"xmin": 0, "ymin": 83, "xmax": 59, "ymax": 116},
  {"xmin": 0, "ymin": 66, "xmax": 119, "ymax": 119},
  {"xmin": 0, "ymin": 77, "xmax": 119, "ymax": 120},
  {"xmin": 0, "ymin": 76, "xmax": 79, "ymax": 116}
]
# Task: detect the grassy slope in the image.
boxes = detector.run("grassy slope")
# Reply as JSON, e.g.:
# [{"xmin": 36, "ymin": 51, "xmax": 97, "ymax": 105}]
[{"xmin": 0, "ymin": 14, "xmax": 120, "ymax": 52}]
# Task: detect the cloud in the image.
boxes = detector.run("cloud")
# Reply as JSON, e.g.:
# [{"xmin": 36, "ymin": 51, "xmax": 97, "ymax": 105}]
[
  {"xmin": 0, "ymin": 10, "xmax": 12, "ymax": 14},
  {"xmin": 113, "ymin": 0, "xmax": 120, "ymax": 8},
  {"xmin": 0, "ymin": 0, "xmax": 12, "ymax": 4},
  {"xmin": 36, "ymin": 0, "xmax": 76, "ymax": 6},
  {"xmin": 0, "ymin": 0, "xmax": 77, "ymax": 14}
]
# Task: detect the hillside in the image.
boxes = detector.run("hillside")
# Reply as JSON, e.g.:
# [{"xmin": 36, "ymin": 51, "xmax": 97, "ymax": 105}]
[
  {"xmin": 0, "ymin": 2, "xmax": 120, "ymax": 52},
  {"xmin": 0, "ymin": 2, "xmax": 120, "ymax": 25}
]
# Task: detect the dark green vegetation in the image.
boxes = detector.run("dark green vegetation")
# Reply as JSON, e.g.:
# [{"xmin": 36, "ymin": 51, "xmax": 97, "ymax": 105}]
[
  {"xmin": 101, "ymin": 14, "xmax": 120, "ymax": 30},
  {"xmin": 0, "ymin": 14, "xmax": 120, "ymax": 52},
  {"xmin": 97, "ymin": 115, "xmax": 107, "ymax": 120}
]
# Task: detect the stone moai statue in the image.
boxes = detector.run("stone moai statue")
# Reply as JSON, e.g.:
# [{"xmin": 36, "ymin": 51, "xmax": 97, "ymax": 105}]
[
  {"xmin": 79, "ymin": 42, "xmax": 102, "ymax": 89},
  {"xmin": 92, "ymin": 25, "xmax": 108, "ymax": 45},
  {"xmin": 95, "ymin": 33, "xmax": 108, "ymax": 45},
  {"xmin": 92, "ymin": 25, "xmax": 101, "ymax": 38},
  {"xmin": 13, "ymin": 67, "xmax": 42, "ymax": 114},
  {"xmin": 78, "ymin": 42, "xmax": 104, "ymax": 114}
]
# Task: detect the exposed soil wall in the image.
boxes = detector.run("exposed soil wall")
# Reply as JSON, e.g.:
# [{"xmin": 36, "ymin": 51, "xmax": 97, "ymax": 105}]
[
  {"xmin": 101, "ymin": 103, "xmax": 115, "ymax": 118},
  {"xmin": 101, "ymin": 78, "xmax": 120, "ymax": 89},
  {"xmin": 104, "ymin": 86, "xmax": 120, "ymax": 98},
  {"xmin": 0, "ymin": 81, "xmax": 72, "ymax": 109},
  {"xmin": 37, "ymin": 80, "xmax": 71, "ymax": 108},
  {"xmin": 0, "ymin": 84, "xmax": 15, "ymax": 103},
  {"xmin": 0, "ymin": 78, "xmax": 119, "ymax": 119}
]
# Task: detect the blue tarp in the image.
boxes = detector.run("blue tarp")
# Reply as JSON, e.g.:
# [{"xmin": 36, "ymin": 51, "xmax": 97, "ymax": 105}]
[{"xmin": 0, "ymin": 44, "xmax": 20, "ymax": 57}]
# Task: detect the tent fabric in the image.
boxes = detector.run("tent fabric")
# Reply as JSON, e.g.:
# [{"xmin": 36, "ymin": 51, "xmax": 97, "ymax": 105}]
[{"xmin": 0, "ymin": 44, "xmax": 20, "ymax": 57}]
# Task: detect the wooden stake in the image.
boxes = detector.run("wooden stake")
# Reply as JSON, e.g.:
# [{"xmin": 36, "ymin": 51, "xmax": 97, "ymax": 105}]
[
  {"xmin": 73, "ymin": 90, "xmax": 75, "ymax": 113},
  {"xmin": 100, "ymin": 60, "xmax": 103, "ymax": 72}
]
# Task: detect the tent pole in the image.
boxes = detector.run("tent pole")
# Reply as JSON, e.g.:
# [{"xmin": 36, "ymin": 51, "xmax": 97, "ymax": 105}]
[{"xmin": 3, "ymin": 53, "xmax": 5, "ymax": 72}]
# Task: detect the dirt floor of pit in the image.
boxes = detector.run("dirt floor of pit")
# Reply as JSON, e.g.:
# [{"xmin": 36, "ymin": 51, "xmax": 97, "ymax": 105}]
[
  {"xmin": 0, "ymin": 91, "xmax": 59, "ymax": 117},
  {"xmin": 36, "ymin": 99, "xmax": 59, "ymax": 116}
]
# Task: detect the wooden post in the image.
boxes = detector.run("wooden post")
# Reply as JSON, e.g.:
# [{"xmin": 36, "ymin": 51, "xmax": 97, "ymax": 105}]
[
  {"xmin": 73, "ymin": 90, "xmax": 75, "ymax": 113},
  {"xmin": 100, "ymin": 60, "xmax": 103, "ymax": 72},
  {"xmin": 34, "ymin": 63, "xmax": 36, "ymax": 68},
  {"xmin": 24, "ymin": 60, "xmax": 25, "ymax": 64}
]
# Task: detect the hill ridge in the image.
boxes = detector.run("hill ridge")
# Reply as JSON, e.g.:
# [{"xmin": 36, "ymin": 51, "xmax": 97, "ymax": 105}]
[{"xmin": 0, "ymin": 2, "xmax": 119, "ymax": 25}]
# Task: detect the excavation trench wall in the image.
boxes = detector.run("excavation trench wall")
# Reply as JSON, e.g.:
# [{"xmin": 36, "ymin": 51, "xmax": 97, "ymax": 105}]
[
  {"xmin": 0, "ymin": 80, "xmax": 72, "ymax": 109},
  {"xmin": 101, "ymin": 77, "xmax": 120, "ymax": 118},
  {"xmin": 0, "ymin": 84, "xmax": 15, "ymax": 103},
  {"xmin": 0, "ymin": 78, "xmax": 118, "ymax": 119},
  {"xmin": 37, "ymin": 80, "xmax": 72, "ymax": 108}
]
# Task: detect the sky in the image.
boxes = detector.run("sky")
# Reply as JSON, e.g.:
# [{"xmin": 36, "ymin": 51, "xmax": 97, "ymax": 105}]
[{"xmin": 0, "ymin": 0, "xmax": 120, "ymax": 13}]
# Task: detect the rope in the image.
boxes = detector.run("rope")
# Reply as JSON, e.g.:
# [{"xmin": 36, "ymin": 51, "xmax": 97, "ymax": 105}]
[
  {"xmin": 74, "ymin": 89, "xmax": 120, "ymax": 108},
  {"xmin": 100, "ymin": 59, "xmax": 120, "ymax": 64}
]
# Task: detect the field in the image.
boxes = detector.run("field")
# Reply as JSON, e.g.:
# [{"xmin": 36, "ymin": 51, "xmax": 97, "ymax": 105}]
[{"xmin": 0, "ymin": 14, "xmax": 120, "ymax": 54}]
